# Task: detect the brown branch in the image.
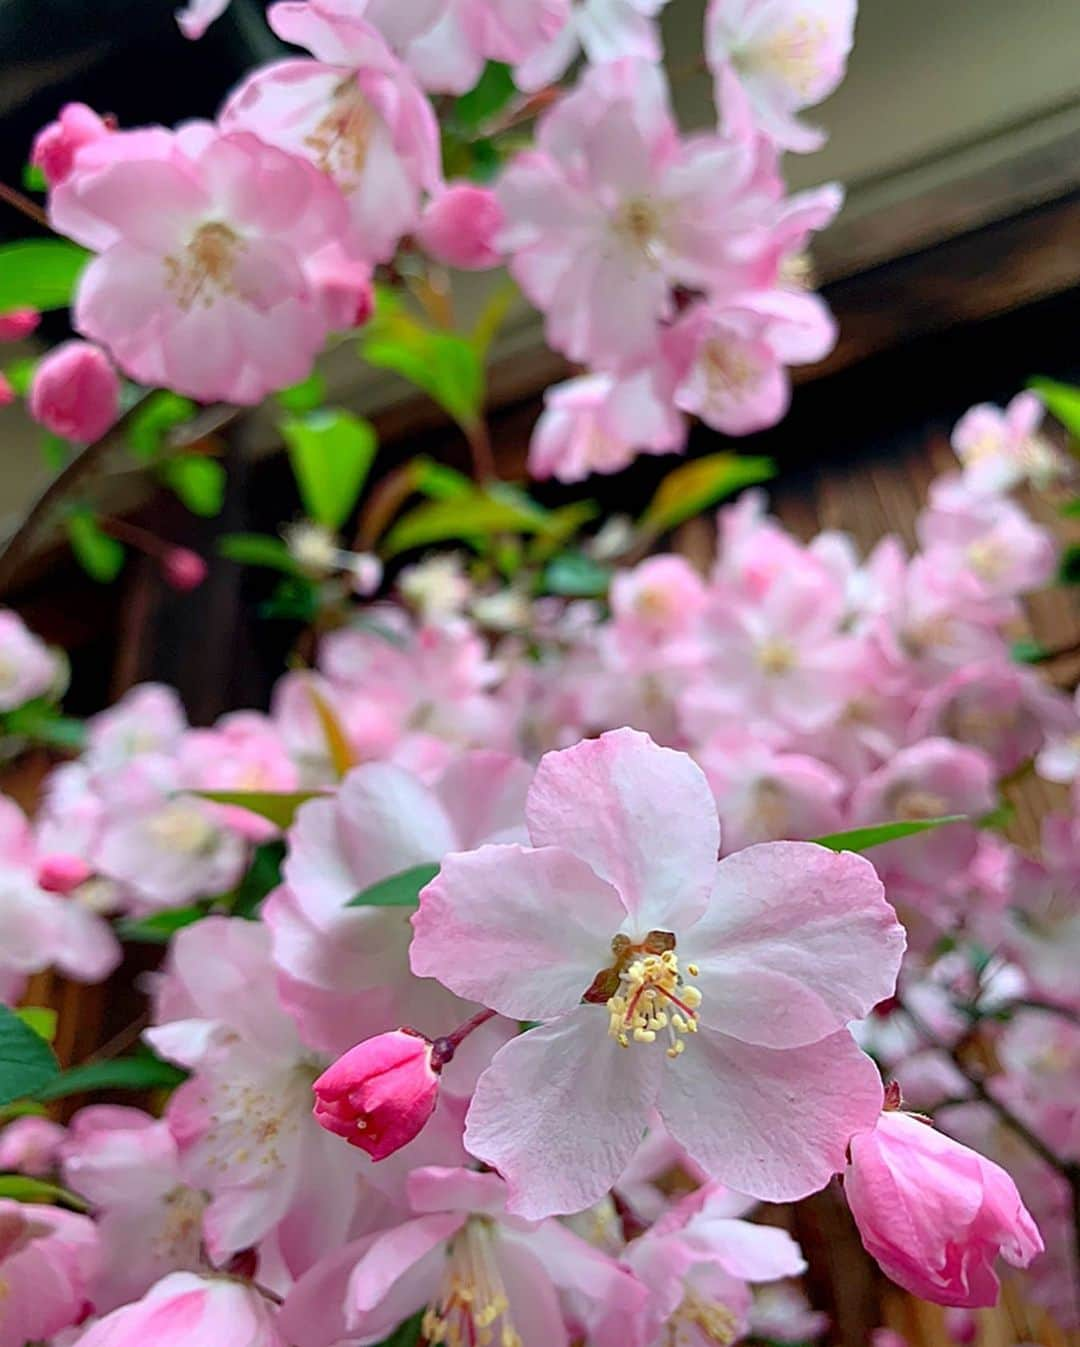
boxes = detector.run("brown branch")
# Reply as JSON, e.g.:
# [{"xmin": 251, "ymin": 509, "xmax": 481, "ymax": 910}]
[{"xmin": 0, "ymin": 180, "xmax": 50, "ymax": 230}]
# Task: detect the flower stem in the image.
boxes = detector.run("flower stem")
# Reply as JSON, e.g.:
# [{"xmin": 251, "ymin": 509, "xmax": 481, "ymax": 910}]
[
  {"xmin": 431, "ymin": 1008, "xmax": 496, "ymax": 1070},
  {"xmin": 0, "ymin": 180, "xmax": 50, "ymax": 230}
]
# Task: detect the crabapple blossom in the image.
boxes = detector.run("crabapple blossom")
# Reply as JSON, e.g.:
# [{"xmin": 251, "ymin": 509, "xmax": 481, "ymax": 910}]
[
  {"xmin": 1036, "ymin": 686, "xmax": 1080, "ymax": 783},
  {"xmin": 952, "ymin": 392, "xmax": 1066, "ymax": 494},
  {"xmin": 845, "ymin": 1108, "xmax": 1043, "ymax": 1307},
  {"xmin": 74, "ymin": 1272, "xmax": 287, "ymax": 1347},
  {"xmin": 515, "ymin": 0, "xmax": 673, "ymax": 92},
  {"xmin": 313, "ymin": 1030, "xmax": 441, "ymax": 1159},
  {"xmin": 398, "ymin": 0, "xmax": 571, "ymax": 94},
  {"xmin": 28, "ymin": 340, "xmax": 120, "ymax": 443},
  {"xmin": 176, "ymin": 0, "xmax": 233, "ymax": 39},
  {"xmin": 0, "ymin": 1116, "xmax": 65, "ymax": 1177},
  {"xmin": 57, "ymin": 125, "xmax": 353, "ymax": 403},
  {"xmin": 0, "ymin": 308, "xmax": 40, "ymax": 341},
  {"xmin": 706, "ymin": 0, "xmax": 857, "ymax": 151},
  {"xmin": 0, "ymin": 610, "xmax": 58, "ymax": 711},
  {"xmin": 412, "ymin": 729, "xmax": 904, "ymax": 1216},
  {"xmin": 0, "ymin": 1200, "xmax": 98, "ymax": 1347},
  {"xmin": 416, "ymin": 182, "xmax": 505, "ymax": 270}
]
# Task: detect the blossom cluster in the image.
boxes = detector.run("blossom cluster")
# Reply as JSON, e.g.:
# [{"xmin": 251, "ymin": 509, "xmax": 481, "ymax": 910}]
[{"xmin": 0, "ymin": 388, "xmax": 1075, "ymax": 1345}]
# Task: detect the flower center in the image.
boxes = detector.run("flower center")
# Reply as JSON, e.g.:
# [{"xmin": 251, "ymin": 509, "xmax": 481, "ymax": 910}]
[
  {"xmin": 701, "ymin": 338, "xmax": 765, "ymax": 405},
  {"xmin": 423, "ymin": 1218, "xmax": 522, "ymax": 1347},
  {"xmin": 586, "ymin": 933, "xmax": 701, "ymax": 1058},
  {"xmin": 966, "ymin": 538, "xmax": 1005, "ymax": 580},
  {"xmin": 147, "ymin": 803, "xmax": 218, "ymax": 855},
  {"xmin": 305, "ymin": 77, "xmax": 376, "ymax": 188},
  {"xmin": 615, "ymin": 198, "xmax": 664, "ymax": 265},
  {"xmin": 891, "ymin": 788, "xmax": 948, "ymax": 822},
  {"xmin": 746, "ymin": 18, "xmax": 830, "ymax": 96},
  {"xmin": 756, "ymin": 638, "xmax": 796, "ymax": 676},
  {"xmin": 165, "ymin": 221, "xmax": 242, "ymax": 312},
  {"xmin": 0, "ymin": 656, "xmax": 16, "ymax": 690},
  {"xmin": 665, "ymin": 1288, "xmax": 739, "ymax": 1346}
]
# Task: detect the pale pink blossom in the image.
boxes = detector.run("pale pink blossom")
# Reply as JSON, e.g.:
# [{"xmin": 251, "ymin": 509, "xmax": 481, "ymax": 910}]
[
  {"xmin": 74, "ymin": 1272, "xmax": 286, "ymax": 1347},
  {"xmin": 609, "ymin": 556, "xmax": 708, "ymax": 645},
  {"xmin": 313, "ymin": 1029, "xmax": 440, "ymax": 1159},
  {"xmin": 416, "ymin": 182, "xmax": 504, "ymax": 270},
  {"xmin": 223, "ymin": 9, "xmax": 440, "ymax": 263},
  {"xmin": 529, "ymin": 370, "xmax": 685, "ymax": 483},
  {"xmin": 1036, "ymin": 687, "xmax": 1080, "ymax": 784},
  {"xmin": 176, "ymin": 0, "xmax": 232, "ymax": 38},
  {"xmin": 0, "ymin": 1199, "xmax": 98, "ymax": 1347},
  {"xmin": 706, "ymin": 0, "xmax": 857, "ymax": 152},
  {"xmin": 993, "ymin": 1010, "xmax": 1080, "ymax": 1162},
  {"xmin": 748, "ymin": 1282, "xmax": 829, "ymax": 1342},
  {"xmin": 952, "ymin": 392, "xmax": 1066, "ymax": 494},
  {"xmin": 29, "ymin": 341, "xmax": 120, "ymax": 443},
  {"xmin": 401, "ymin": 0, "xmax": 570, "ymax": 93},
  {"xmin": 0, "ymin": 309, "xmax": 40, "ymax": 341},
  {"xmin": 84, "ymin": 683, "xmax": 187, "ymax": 772},
  {"xmin": 59, "ymin": 125, "xmax": 352, "ymax": 404},
  {"xmin": 1000, "ymin": 856, "xmax": 1080, "ymax": 1011},
  {"xmin": 176, "ymin": 711, "xmax": 300, "ymax": 840},
  {"xmin": 515, "ymin": 0, "xmax": 672, "ymax": 92},
  {"xmin": 0, "ymin": 609, "xmax": 58, "ymax": 711},
  {"xmin": 0, "ymin": 1116, "xmax": 66, "ymax": 1176},
  {"xmin": 31, "ymin": 103, "xmax": 112, "ymax": 185},
  {"xmin": 845, "ymin": 1110, "xmax": 1043, "ymax": 1306},
  {"xmin": 412, "ymin": 729, "xmax": 903, "ymax": 1216}
]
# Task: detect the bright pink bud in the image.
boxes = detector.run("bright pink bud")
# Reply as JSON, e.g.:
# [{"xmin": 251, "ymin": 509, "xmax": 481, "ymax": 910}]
[
  {"xmin": 944, "ymin": 1308, "xmax": 978, "ymax": 1345},
  {"xmin": 37, "ymin": 854, "xmax": 92, "ymax": 895},
  {"xmin": 845, "ymin": 1111, "xmax": 1043, "ymax": 1307},
  {"xmin": 0, "ymin": 373, "xmax": 14, "ymax": 408},
  {"xmin": 29, "ymin": 341, "xmax": 120, "ymax": 443},
  {"xmin": 31, "ymin": 103, "xmax": 112, "ymax": 187},
  {"xmin": 416, "ymin": 183, "xmax": 504, "ymax": 271},
  {"xmin": 162, "ymin": 547, "xmax": 208, "ymax": 592},
  {"xmin": 312, "ymin": 1028, "xmax": 439, "ymax": 1160},
  {"xmin": 0, "ymin": 309, "xmax": 41, "ymax": 342}
]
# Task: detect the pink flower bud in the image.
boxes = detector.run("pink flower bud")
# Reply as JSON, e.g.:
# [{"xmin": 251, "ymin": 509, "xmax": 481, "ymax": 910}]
[
  {"xmin": 162, "ymin": 547, "xmax": 208, "ymax": 592},
  {"xmin": 0, "ymin": 1116, "xmax": 66, "ymax": 1177},
  {"xmin": 944, "ymin": 1308, "xmax": 978, "ymax": 1345},
  {"xmin": 0, "ymin": 309, "xmax": 41, "ymax": 342},
  {"xmin": 29, "ymin": 341, "xmax": 120, "ymax": 443},
  {"xmin": 312, "ymin": 1028, "xmax": 439, "ymax": 1160},
  {"xmin": 31, "ymin": 103, "xmax": 112, "ymax": 187},
  {"xmin": 416, "ymin": 183, "xmax": 504, "ymax": 271},
  {"xmin": 37, "ymin": 854, "xmax": 92, "ymax": 895},
  {"xmin": 0, "ymin": 373, "xmax": 14, "ymax": 408},
  {"xmin": 845, "ymin": 1111, "xmax": 1043, "ymax": 1307}
]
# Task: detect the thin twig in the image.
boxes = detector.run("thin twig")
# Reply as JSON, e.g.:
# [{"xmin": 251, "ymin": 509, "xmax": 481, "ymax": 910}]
[
  {"xmin": 0, "ymin": 180, "xmax": 50, "ymax": 230},
  {"xmin": 464, "ymin": 418, "xmax": 497, "ymax": 483}
]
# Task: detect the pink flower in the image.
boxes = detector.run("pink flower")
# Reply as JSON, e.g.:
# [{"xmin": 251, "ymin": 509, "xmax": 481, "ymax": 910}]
[
  {"xmin": 1036, "ymin": 686, "xmax": 1080, "ymax": 785},
  {"xmin": 399, "ymin": 0, "xmax": 570, "ymax": 92},
  {"xmin": 706, "ymin": 0, "xmax": 857, "ymax": 152},
  {"xmin": 609, "ymin": 555, "xmax": 708, "ymax": 644},
  {"xmin": 952, "ymin": 392, "xmax": 1065, "ymax": 494},
  {"xmin": 529, "ymin": 370, "xmax": 685, "ymax": 482},
  {"xmin": 74, "ymin": 1272, "xmax": 286, "ymax": 1347},
  {"xmin": 411, "ymin": 729, "xmax": 904, "ymax": 1217},
  {"xmin": 0, "ymin": 1199, "xmax": 98, "ymax": 1347},
  {"xmin": 0, "ymin": 610, "xmax": 58, "ymax": 711},
  {"xmin": 0, "ymin": 308, "xmax": 40, "ymax": 341},
  {"xmin": 161, "ymin": 548, "xmax": 207, "ymax": 592},
  {"xmin": 222, "ymin": 8, "xmax": 440, "ymax": 263},
  {"xmin": 845, "ymin": 1110, "xmax": 1043, "ymax": 1307},
  {"xmin": 416, "ymin": 182, "xmax": 504, "ymax": 270},
  {"xmin": 515, "ymin": 0, "xmax": 671, "ymax": 92},
  {"xmin": 498, "ymin": 58, "xmax": 778, "ymax": 369},
  {"xmin": 31, "ymin": 103, "xmax": 113, "ymax": 186},
  {"xmin": 29, "ymin": 340, "xmax": 119, "ymax": 443},
  {"xmin": 0, "ymin": 1116, "xmax": 66, "ymax": 1176},
  {"xmin": 313, "ymin": 1029, "xmax": 440, "ymax": 1158},
  {"xmin": 58, "ymin": 125, "xmax": 351, "ymax": 404},
  {"xmin": 84, "ymin": 683, "xmax": 187, "ymax": 772},
  {"xmin": 176, "ymin": 0, "xmax": 232, "ymax": 38}
]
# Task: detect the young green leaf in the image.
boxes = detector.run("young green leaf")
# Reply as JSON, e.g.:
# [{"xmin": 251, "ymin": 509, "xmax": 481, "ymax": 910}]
[
  {"xmin": 66, "ymin": 511, "xmax": 125, "ymax": 583},
  {"xmin": 0, "ymin": 1175, "xmax": 89, "ymax": 1210},
  {"xmin": 347, "ymin": 863, "xmax": 441, "ymax": 908},
  {"xmin": 115, "ymin": 907, "xmax": 207, "ymax": 944},
  {"xmin": 163, "ymin": 456, "xmax": 227, "ymax": 518},
  {"xmin": 191, "ymin": 789, "xmax": 322, "ymax": 830},
  {"xmin": 3, "ymin": 358, "xmax": 37, "ymax": 396},
  {"xmin": 383, "ymin": 491, "xmax": 552, "ymax": 557},
  {"xmin": 0, "ymin": 1005, "xmax": 60, "ymax": 1107},
  {"xmin": 35, "ymin": 1052, "xmax": 186, "ymax": 1102},
  {"xmin": 14, "ymin": 1008, "xmax": 58, "ymax": 1043},
  {"xmin": 812, "ymin": 816, "xmax": 966, "ymax": 853},
  {"xmin": 1028, "ymin": 377, "xmax": 1080, "ymax": 438},
  {"xmin": 218, "ymin": 533, "xmax": 301, "ymax": 575},
  {"xmin": 282, "ymin": 409, "xmax": 378, "ymax": 531},
  {"xmin": 453, "ymin": 62, "xmax": 516, "ymax": 131},
  {"xmin": 0, "ymin": 240, "xmax": 90, "ymax": 314},
  {"xmin": 639, "ymin": 455, "xmax": 776, "ymax": 536},
  {"xmin": 276, "ymin": 370, "xmax": 328, "ymax": 414},
  {"xmin": 126, "ymin": 391, "xmax": 197, "ymax": 460},
  {"xmin": 543, "ymin": 552, "xmax": 612, "ymax": 598}
]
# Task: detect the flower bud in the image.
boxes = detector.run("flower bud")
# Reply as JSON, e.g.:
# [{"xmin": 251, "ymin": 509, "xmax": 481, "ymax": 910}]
[
  {"xmin": 37, "ymin": 854, "xmax": 92, "ymax": 895},
  {"xmin": 0, "ymin": 309, "xmax": 40, "ymax": 342},
  {"xmin": 312, "ymin": 1028, "xmax": 439, "ymax": 1160},
  {"xmin": 31, "ymin": 103, "xmax": 112, "ymax": 187},
  {"xmin": 845, "ymin": 1111, "xmax": 1043, "ymax": 1307},
  {"xmin": 944, "ymin": 1308, "xmax": 978, "ymax": 1345},
  {"xmin": 0, "ymin": 373, "xmax": 14, "ymax": 408},
  {"xmin": 161, "ymin": 547, "xmax": 208, "ymax": 592},
  {"xmin": 29, "ymin": 341, "xmax": 120, "ymax": 443},
  {"xmin": 416, "ymin": 183, "xmax": 504, "ymax": 271}
]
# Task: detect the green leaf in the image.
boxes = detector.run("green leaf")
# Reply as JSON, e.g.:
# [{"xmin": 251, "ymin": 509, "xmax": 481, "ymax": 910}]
[
  {"xmin": 1029, "ymin": 377, "xmax": 1080, "ymax": 437},
  {"xmin": 527, "ymin": 501, "xmax": 601, "ymax": 564},
  {"xmin": 640, "ymin": 455, "xmax": 776, "ymax": 536},
  {"xmin": 66, "ymin": 511, "xmax": 125, "ymax": 583},
  {"xmin": 276, "ymin": 370, "xmax": 328, "ymax": 414},
  {"xmin": 543, "ymin": 552, "xmax": 612, "ymax": 598},
  {"xmin": 347, "ymin": 863, "xmax": 440, "ymax": 908},
  {"xmin": 0, "ymin": 1005, "xmax": 60, "ymax": 1107},
  {"xmin": 453, "ymin": 62, "xmax": 516, "ymax": 131},
  {"xmin": 39, "ymin": 433, "xmax": 69, "ymax": 470},
  {"xmin": 411, "ymin": 457, "xmax": 473, "ymax": 501},
  {"xmin": 163, "ymin": 455, "xmax": 226, "ymax": 518},
  {"xmin": 22, "ymin": 163, "xmax": 47, "ymax": 193},
  {"xmin": 812, "ymin": 816, "xmax": 966, "ymax": 853},
  {"xmin": 1011, "ymin": 638, "xmax": 1047, "ymax": 664},
  {"xmin": 282, "ymin": 409, "xmax": 378, "ymax": 531},
  {"xmin": 218, "ymin": 533, "xmax": 300, "ymax": 575},
  {"xmin": 260, "ymin": 576, "xmax": 319, "ymax": 623},
  {"xmin": 227, "ymin": 841, "xmax": 286, "ymax": 920},
  {"xmin": 4, "ymin": 358, "xmax": 37, "ymax": 396},
  {"xmin": 191, "ymin": 789, "xmax": 322, "ymax": 830},
  {"xmin": 115, "ymin": 907, "xmax": 206, "ymax": 944},
  {"xmin": 361, "ymin": 290, "xmax": 484, "ymax": 431},
  {"xmin": 0, "ymin": 1175, "xmax": 88, "ymax": 1209},
  {"xmin": 35, "ymin": 1052, "xmax": 186, "ymax": 1102},
  {"xmin": 14, "ymin": 1008, "xmax": 57, "ymax": 1044},
  {"xmin": 126, "ymin": 391, "xmax": 197, "ymax": 460},
  {"xmin": 1058, "ymin": 498, "xmax": 1080, "ymax": 518},
  {"xmin": 383, "ymin": 489, "xmax": 551, "ymax": 557},
  {"xmin": 1058, "ymin": 543, "xmax": 1080, "ymax": 586},
  {"xmin": 2, "ymin": 701, "xmax": 86, "ymax": 752},
  {"xmin": 472, "ymin": 281, "xmax": 517, "ymax": 359},
  {"xmin": 0, "ymin": 240, "xmax": 90, "ymax": 314}
]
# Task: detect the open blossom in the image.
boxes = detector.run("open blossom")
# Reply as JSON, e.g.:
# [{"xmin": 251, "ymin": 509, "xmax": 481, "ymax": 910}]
[
  {"xmin": 845, "ymin": 1109, "xmax": 1043, "ymax": 1306},
  {"xmin": 498, "ymin": 57, "xmax": 778, "ymax": 369},
  {"xmin": 222, "ymin": 6, "xmax": 440, "ymax": 263},
  {"xmin": 54, "ymin": 124, "xmax": 351, "ymax": 404},
  {"xmin": 0, "ymin": 610, "xmax": 58, "ymax": 711},
  {"xmin": 412, "ymin": 729, "xmax": 903, "ymax": 1217},
  {"xmin": 706, "ymin": 0, "xmax": 857, "ymax": 152},
  {"xmin": 396, "ymin": 0, "xmax": 570, "ymax": 93},
  {"xmin": 0, "ymin": 1200, "xmax": 98, "ymax": 1347},
  {"xmin": 313, "ymin": 1029, "xmax": 440, "ymax": 1159},
  {"xmin": 515, "ymin": 0, "xmax": 672, "ymax": 91},
  {"xmin": 75, "ymin": 1272, "xmax": 286, "ymax": 1347},
  {"xmin": 29, "ymin": 341, "xmax": 120, "ymax": 443},
  {"xmin": 952, "ymin": 392, "xmax": 1066, "ymax": 494}
]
